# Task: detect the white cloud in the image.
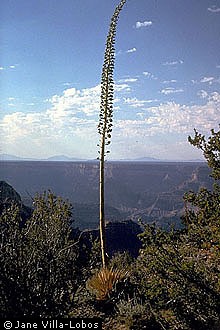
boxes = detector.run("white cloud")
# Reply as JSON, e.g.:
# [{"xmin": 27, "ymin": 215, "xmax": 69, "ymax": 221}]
[
  {"xmin": 200, "ymin": 76, "xmax": 215, "ymax": 84},
  {"xmin": 0, "ymin": 83, "xmax": 131, "ymax": 158},
  {"xmin": 115, "ymin": 83, "xmax": 131, "ymax": 92},
  {"xmin": 1, "ymin": 110, "xmax": 98, "ymax": 158},
  {"xmin": 117, "ymin": 48, "xmax": 137, "ymax": 56},
  {"xmin": 197, "ymin": 90, "xmax": 208, "ymax": 99},
  {"xmin": 135, "ymin": 21, "xmax": 153, "ymax": 28},
  {"xmin": 114, "ymin": 94, "xmax": 220, "ymax": 143},
  {"xmin": 143, "ymin": 71, "xmax": 150, "ymax": 76},
  {"xmin": 123, "ymin": 97, "xmax": 155, "ymax": 108},
  {"xmin": 126, "ymin": 47, "xmax": 137, "ymax": 53},
  {"xmin": 162, "ymin": 79, "xmax": 177, "ymax": 84},
  {"xmin": 118, "ymin": 78, "xmax": 138, "ymax": 83},
  {"xmin": 209, "ymin": 91, "xmax": 220, "ymax": 102},
  {"xmin": 208, "ymin": 5, "xmax": 220, "ymax": 12},
  {"xmin": 47, "ymin": 85, "xmax": 100, "ymax": 117},
  {"xmin": 162, "ymin": 60, "xmax": 184, "ymax": 66},
  {"xmin": 1, "ymin": 82, "xmax": 219, "ymax": 160},
  {"xmin": 63, "ymin": 82, "xmax": 71, "ymax": 86},
  {"xmin": 217, "ymin": 65, "xmax": 220, "ymax": 69},
  {"xmin": 160, "ymin": 87, "xmax": 184, "ymax": 95},
  {"xmin": 0, "ymin": 64, "xmax": 18, "ymax": 71},
  {"xmin": 143, "ymin": 71, "xmax": 158, "ymax": 80}
]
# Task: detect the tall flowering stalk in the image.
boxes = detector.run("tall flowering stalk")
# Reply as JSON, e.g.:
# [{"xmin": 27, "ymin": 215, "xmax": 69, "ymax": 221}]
[{"xmin": 98, "ymin": 0, "xmax": 126, "ymax": 268}]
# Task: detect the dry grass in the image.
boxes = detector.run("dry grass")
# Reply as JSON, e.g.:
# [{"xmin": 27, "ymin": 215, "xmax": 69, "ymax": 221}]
[{"xmin": 87, "ymin": 267, "xmax": 128, "ymax": 300}]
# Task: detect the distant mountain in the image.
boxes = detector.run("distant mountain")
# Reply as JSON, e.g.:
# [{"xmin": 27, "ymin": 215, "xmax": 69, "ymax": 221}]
[
  {"xmin": 0, "ymin": 154, "xmax": 86, "ymax": 162},
  {"xmin": 46, "ymin": 155, "xmax": 86, "ymax": 161},
  {"xmin": 134, "ymin": 156, "xmax": 161, "ymax": 162},
  {"xmin": 0, "ymin": 154, "xmax": 35, "ymax": 161},
  {"xmin": 116, "ymin": 156, "xmax": 161, "ymax": 162},
  {"xmin": 0, "ymin": 153, "xmax": 204, "ymax": 163},
  {"xmin": 183, "ymin": 159, "xmax": 205, "ymax": 162},
  {"xmin": 119, "ymin": 156, "xmax": 204, "ymax": 162},
  {"xmin": 122, "ymin": 156, "xmax": 204, "ymax": 162}
]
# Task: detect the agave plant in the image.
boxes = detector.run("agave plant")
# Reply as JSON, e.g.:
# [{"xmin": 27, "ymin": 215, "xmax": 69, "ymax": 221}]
[
  {"xmin": 87, "ymin": 267, "xmax": 128, "ymax": 301},
  {"xmin": 98, "ymin": 0, "xmax": 127, "ymax": 268}
]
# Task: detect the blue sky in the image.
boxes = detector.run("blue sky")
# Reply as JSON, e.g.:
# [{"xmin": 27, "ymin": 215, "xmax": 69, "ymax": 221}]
[{"xmin": 0, "ymin": 0, "xmax": 220, "ymax": 160}]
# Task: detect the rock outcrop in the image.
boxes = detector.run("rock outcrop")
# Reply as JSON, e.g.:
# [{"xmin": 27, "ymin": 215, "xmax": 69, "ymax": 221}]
[
  {"xmin": 81, "ymin": 220, "xmax": 142, "ymax": 258},
  {"xmin": 0, "ymin": 181, "xmax": 32, "ymax": 221}
]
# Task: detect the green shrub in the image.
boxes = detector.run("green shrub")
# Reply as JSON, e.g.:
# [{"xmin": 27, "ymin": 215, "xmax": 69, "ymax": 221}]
[
  {"xmin": 0, "ymin": 192, "xmax": 81, "ymax": 317},
  {"xmin": 134, "ymin": 127, "xmax": 220, "ymax": 329}
]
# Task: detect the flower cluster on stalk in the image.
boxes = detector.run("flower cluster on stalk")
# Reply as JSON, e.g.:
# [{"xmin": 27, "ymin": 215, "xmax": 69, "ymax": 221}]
[{"xmin": 97, "ymin": 0, "xmax": 126, "ymax": 159}]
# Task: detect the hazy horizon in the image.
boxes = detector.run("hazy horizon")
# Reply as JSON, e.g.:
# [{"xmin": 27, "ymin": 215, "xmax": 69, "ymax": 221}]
[{"xmin": 0, "ymin": 152, "xmax": 204, "ymax": 162}]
